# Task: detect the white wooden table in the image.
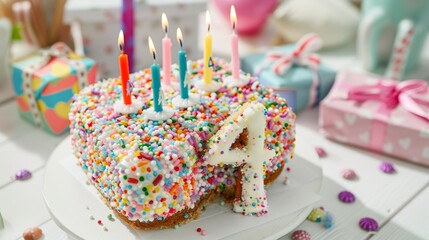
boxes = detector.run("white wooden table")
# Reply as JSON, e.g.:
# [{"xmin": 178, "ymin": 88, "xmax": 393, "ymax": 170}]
[{"xmin": 2, "ymin": 16, "xmax": 429, "ymax": 240}]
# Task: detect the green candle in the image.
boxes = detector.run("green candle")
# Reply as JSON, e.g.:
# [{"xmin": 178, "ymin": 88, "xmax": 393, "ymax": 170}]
[
  {"xmin": 148, "ymin": 37, "xmax": 162, "ymax": 112},
  {"xmin": 177, "ymin": 28, "xmax": 189, "ymax": 99}
]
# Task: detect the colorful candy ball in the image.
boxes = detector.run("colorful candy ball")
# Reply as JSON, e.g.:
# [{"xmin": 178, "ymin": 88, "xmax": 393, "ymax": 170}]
[
  {"xmin": 359, "ymin": 217, "xmax": 378, "ymax": 232},
  {"xmin": 341, "ymin": 169, "xmax": 357, "ymax": 180},
  {"xmin": 338, "ymin": 191, "xmax": 356, "ymax": 203},
  {"xmin": 22, "ymin": 226, "xmax": 43, "ymax": 240},
  {"xmin": 379, "ymin": 162, "xmax": 395, "ymax": 174},
  {"xmin": 291, "ymin": 229, "xmax": 312, "ymax": 240}
]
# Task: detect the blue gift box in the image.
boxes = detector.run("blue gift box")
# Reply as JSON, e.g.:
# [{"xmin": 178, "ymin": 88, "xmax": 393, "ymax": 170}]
[{"xmin": 241, "ymin": 45, "xmax": 336, "ymax": 112}]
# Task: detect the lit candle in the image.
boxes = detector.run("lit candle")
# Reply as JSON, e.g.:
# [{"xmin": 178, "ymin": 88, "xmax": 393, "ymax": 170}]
[
  {"xmin": 203, "ymin": 11, "xmax": 213, "ymax": 84},
  {"xmin": 118, "ymin": 30, "xmax": 132, "ymax": 105},
  {"xmin": 162, "ymin": 13, "xmax": 172, "ymax": 85},
  {"xmin": 230, "ymin": 5, "xmax": 240, "ymax": 80},
  {"xmin": 177, "ymin": 28, "xmax": 189, "ymax": 99},
  {"xmin": 122, "ymin": 0, "xmax": 134, "ymax": 72},
  {"xmin": 148, "ymin": 37, "xmax": 162, "ymax": 112}
]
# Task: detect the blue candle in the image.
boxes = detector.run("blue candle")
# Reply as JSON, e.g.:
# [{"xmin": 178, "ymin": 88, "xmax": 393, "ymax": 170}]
[
  {"xmin": 148, "ymin": 37, "xmax": 162, "ymax": 112},
  {"xmin": 177, "ymin": 28, "xmax": 189, "ymax": 99}
]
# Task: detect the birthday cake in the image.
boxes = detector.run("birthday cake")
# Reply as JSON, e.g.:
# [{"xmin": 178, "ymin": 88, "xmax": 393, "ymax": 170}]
[{"xmin": 69, "ymin": 58, "xmax": 296, "ymax": 230}]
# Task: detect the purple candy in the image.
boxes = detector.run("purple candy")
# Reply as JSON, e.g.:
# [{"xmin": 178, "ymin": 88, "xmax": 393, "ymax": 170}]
[
  {"xmin": 379, "ymin": 162, "xmax": 395, "ymax": 173},
  {"xmin": 338, "ymin": 191, "xmax": 356, "ymax": 203},
  {"xmin": 15, "ymin": 169, "xmax": 32, "ymax": 180},
  {"xmin": 359, "ymin": 217, "xmax": 378, "ymax": 231}
]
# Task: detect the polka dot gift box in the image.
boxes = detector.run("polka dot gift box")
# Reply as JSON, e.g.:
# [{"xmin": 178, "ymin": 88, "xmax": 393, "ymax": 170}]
[
  {"xmin": 320, "ymin": 71, "xmax": 429, "ymax": 167},
  {"xmin": 11, "ymin": 43, "xmax": 97, "ymax": 135}
]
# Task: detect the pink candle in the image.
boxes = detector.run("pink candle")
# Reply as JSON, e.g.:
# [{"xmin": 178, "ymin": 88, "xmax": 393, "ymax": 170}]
[
  {"xmin": 162, "ymin": 13, "xmax": 172, "ymax": 85},
  {"xmin": 230, "ymin": 6, "xmax": 240, "ymax": 80}
]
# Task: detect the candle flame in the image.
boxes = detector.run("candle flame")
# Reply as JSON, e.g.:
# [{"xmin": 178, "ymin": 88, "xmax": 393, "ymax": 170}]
[
  {"xmin": 148, "ymin": 36, "xmax": 156, "ymax": 60},
  {"xmin": 118, "ymin": 30, "xmax": 124, "ymax": 52},
  {"xmin": 230, "ymin": 5, "xmax": 237, "ymax": 30},
  {"xmin": 177, "ymin": 28, "xmax": 183, "ymax": 48},
  {"xmin": 161, "ymin": 13, "xmax": 168, "ymax": 34},
  {"xmin": 206, "ymin": 10, "xmax": 211, "ymax": 32}
]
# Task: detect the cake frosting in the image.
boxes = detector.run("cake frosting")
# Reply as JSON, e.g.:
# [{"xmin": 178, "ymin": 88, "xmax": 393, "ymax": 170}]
[{"xmin": 69, "ymin": 58, "xmax": 296, "ymax": 229}]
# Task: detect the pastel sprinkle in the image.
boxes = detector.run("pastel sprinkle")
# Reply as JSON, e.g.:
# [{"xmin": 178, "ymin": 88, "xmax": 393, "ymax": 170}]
[
  {"xmin": 322, "ymin": 212, "xmax": 334, "ymax": 229},
  {"xmin": 379, "ymin": 162, "xmax": 395, "ymax": 173},
  {"xmin": 338, "ymin": 191, "xmax": 356, "ymax": 203},
  {"xmin": 307, "ymin": 207, "xmax": 325, "ymax": 222},
  {"xmin": 359, "ymin": 217, "xmax": 378, "ymax": 231},
  {"xmin": 291, "ymin": 230, "xmax": 312, "ymax": 240},
  {"xmin": 15, "ymin": 169, "xmax": 32, "ymax": 180},
  {"xmin": 201, "ymin": 230, "xmax": 207, "ymax": 236},
  {"xmin": 108, "ymin": 214, "xmax": 115, "ymax": 221}
]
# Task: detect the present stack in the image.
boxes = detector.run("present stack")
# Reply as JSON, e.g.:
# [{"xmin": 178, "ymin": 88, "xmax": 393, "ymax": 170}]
[
  {"xmin": 320, "ymin": 71, "xmax": 429, "ymax": 166},
  {"xmin": 241, "ymin": 34, "xmax": 336, "ymax": 112},
  {"xmin": 65, "ymin": 0, "xmax": 206, "ymax": 78},
  {"xmin": 11, "ymin": 42, "xmax": 97, "ymax": 135}
]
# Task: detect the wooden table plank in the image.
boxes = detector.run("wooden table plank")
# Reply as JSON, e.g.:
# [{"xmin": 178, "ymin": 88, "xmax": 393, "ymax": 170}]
[
  {"xmin": 0, "ymin": 101, "xmax": 34, "ymax": 146},
  {"xmin": 372, "ymin": 184, "xmax": 429, "ymax": 240},
  {"xmin": 0, "ymin": 127, "xmax": 65, "ymax": 188},
  {"xmin": 0, "ymin": 170, "xmax": 51, "ymax": 240}
]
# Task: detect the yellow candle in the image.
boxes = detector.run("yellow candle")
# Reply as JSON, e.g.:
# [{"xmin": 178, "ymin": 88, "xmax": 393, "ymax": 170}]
[{"xmin": 203, "ymin": 10, "xmax": 212, "ymax": 84}]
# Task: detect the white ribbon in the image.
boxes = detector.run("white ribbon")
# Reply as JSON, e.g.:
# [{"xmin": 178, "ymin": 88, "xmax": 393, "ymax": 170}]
[{"xmin": 22, "ymin": 42, "xmax": 89, "ymax": 127}]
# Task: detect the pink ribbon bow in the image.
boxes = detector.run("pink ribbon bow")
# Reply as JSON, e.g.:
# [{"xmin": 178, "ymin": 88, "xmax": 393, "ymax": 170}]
[
  {"xmin": 265, "ymin": 33, "xmax": 322, "ymax": 75},
  {"xmin": 260, "ymin": 33, "xmax": 322, "ymax": 107},
  {"xmin": 348, "ymin": 79, "xmax": 429, "ymax": 151}
]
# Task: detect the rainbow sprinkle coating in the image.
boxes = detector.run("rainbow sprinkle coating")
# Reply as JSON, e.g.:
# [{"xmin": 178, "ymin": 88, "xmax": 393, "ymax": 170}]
[{"xmin": 69, "ymin": 59, "xmax": 296, "ymax": 224}]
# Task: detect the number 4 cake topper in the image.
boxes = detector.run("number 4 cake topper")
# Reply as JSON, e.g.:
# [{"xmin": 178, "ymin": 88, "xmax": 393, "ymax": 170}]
[{"xmin": 206, "ymin": 102, "xmax": 275, "ymax": 215}]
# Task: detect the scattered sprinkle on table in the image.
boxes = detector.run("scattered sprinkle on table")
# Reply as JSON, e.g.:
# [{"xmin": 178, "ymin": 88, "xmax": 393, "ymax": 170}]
[
  {"xmin": 22, "ymin": 226, "xmax": 43, "ymax": 240},
  {"xmin": 341, "ymin": 169, "xmax": 357, "ymax": 180},
  {"xmin": 90, "ymin": 215, "xmax": 94, "ymax": 220},
  {"xmin": 283, "ymin": 176, "xmax": 289, "ymax": 185},
  {"xmin": 379, "ymin": 162, "xmax": 395, "ymax": 174},
  {"xmin": 315, "ymin": 147, "xmax": 327, "ymax": 158},
  {"xmin": 97, "ymin": 220, "xmax": 103, "ymax": 225},
  {"xmin": 197, "ymin": 227, "xmax": 202, "ymax": 232},
  {"xmin": 359, "ymin": 217, "xmax": 378, "ymax": 231},
  {"xmin": 201, "ymin": 229, "xmax": 207, "ymax": 236},
  {"xmin": 108, "ymin": 214, "xmax": 115, "ymax": 221},
  {"xmin": 15, "ymin": 169, "xmax": 32, "ymax": 180},
  {"xmin": 338, "ymin": 191, "xmax": 356, "ymax": 203},
  {"xmin": 291, "ymin": 229, "xmax": 312, "ymax": 240},
  {"xmin": 323, "ymin": 212, "xmax": 334, "ymax": 229},
  {"xmin": 307, "ymin": 207, "xmax": 326, "ymax": 222}
]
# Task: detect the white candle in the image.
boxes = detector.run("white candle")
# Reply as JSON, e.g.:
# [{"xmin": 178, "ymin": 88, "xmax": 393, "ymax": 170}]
[{"xmin": 230, "ymin": 5, "xmax": 240, "ymax": 80}]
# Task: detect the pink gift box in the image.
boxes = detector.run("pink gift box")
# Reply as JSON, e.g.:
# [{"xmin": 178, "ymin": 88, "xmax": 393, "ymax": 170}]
[{"xmin": 319, "ymin": 71, "xmax": 429, "ymax": 166}]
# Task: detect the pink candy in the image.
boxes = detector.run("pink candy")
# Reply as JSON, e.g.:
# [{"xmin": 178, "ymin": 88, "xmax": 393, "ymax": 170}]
[{"xmin": 341, "ymin": 169, "xmax": 357, "ymax": 180}]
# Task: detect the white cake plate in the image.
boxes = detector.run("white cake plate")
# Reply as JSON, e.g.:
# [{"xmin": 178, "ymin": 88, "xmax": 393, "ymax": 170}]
[{"xmin": 43, "ymin": 130, "xmax": 323, "ymax": 240}]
